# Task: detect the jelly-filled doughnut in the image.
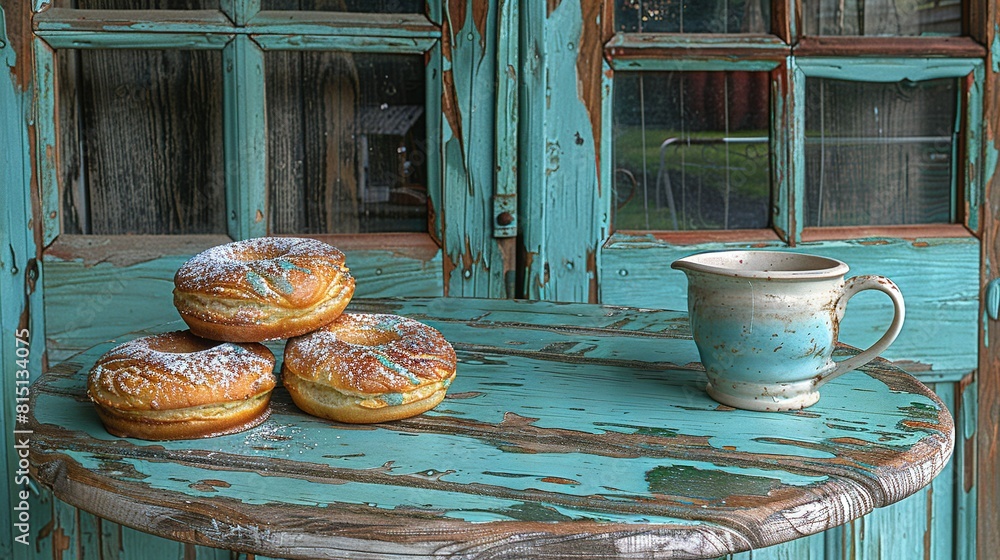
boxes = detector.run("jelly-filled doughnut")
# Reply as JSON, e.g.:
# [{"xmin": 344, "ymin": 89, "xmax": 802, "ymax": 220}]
[
  {"xmin": 173, "ymin": 237, "xmax": 355, "ymax": 342},
  {"xmin": 282, "ymin": 313, "xmax": 457, "ymax": 423},
  {"xmin": 87, "ymin": 331, "xmax": 276, "ymax": 440}
]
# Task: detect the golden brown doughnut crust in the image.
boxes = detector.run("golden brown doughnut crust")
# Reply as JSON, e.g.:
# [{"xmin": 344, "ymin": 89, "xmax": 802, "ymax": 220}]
[
  {"xmin": 282, "ymin": 313, "xmax": 457, "ymax": 423},
  {"xmin": 87, "ymin": 331, "xmax": 276, "ymax": 440},
  {"xmin": 173, "ymin": 237, "xmax": 355, "ymax": 342}
]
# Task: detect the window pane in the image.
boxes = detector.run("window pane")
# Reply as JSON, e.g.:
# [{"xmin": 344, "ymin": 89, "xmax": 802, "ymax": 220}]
[
  {"xmin": 804, "ymin": 78, "xmax": 956, "ymax": 227},
  {"xmin": 267, "ymin": 52, "xmax": 427, "ymax": 234},
  {"xmin": 801, "ymin": 0, "xmax": 962, "ymax": 36},
  {"xmin": 612, "ymin": 71, "xmax": 771, "ymax": 231},
  {"xmin": 615, "ymin": 0, "xmax": 770, "ymax": 34},
  {"xmin": 262, "ymin": 0, "xmax": 424, "ymax": 12},
  {"xmin": 59, "ymin": 49, "xmax": 226, "ymax": 235}
]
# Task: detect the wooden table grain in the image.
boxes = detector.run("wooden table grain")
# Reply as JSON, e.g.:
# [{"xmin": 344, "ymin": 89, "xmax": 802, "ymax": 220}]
[{"xmin": 28, "ymin": 297, "xmax": 955, "ymax": 559}]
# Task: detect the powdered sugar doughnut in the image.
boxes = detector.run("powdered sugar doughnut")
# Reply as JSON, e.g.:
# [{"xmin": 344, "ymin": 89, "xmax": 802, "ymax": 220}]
[
  {"xmin": 282, "ymin": 313, "xmax": 457, "ymax": 423},
  {"xmin": 87, "ymin": 331, "xmax": 277, "ymax": 440},
  {"xmin": 173, "ymin": 237, "xmax": 355, "ymax": 342}
]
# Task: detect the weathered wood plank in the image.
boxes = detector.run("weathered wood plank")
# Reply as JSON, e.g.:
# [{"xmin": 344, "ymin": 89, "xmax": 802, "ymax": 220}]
[
  {"xmin": 37, "ymin": 31, "xmax": 233, "ymax": 50},
  {"xmin": 28, "ymin": 299, "xmax": 954, "ymax": 558},
  {"xmin": 793, "ymin": 36, "xmax": 986, "ymax": 58},
  {"xmin": 263, "ymin": 44, "xmax": 361, "ymax": 234},
  {"xmin": 252, "ymin": 34, "xmax": 435, "ymax": 52},
  {"xmin": 520, "ymin": 0, "xmax": 609, "ymax": 302},
  {"xmin": 1, "ymin": 2, "xmax": 47, "ymax": 557},
  {"xmin": 249, "ymin": 10, "xmax": 440, "ymax": 37},
  {"xmin": 606, "ymin": 33, "xmax": 787, "ymax": 72},
  {"xmin": 223, "ymin": 34, "xmax": 267, "ymax": 239},
  {"xmin": 32, "ymin": 36, "xmax": 61, "ymax": 245},
  {"xmin": 600, "ymin": 235, "xmax": 979, "ymax": 381},
  {"xmin": 975, "ymin": 1, "xmax": 1000, "ymax": 555},
  {"xmin": 61, "ymin": 47, "xmax": 228, "ymax": 235},
  {"xmin": 34, "ymin": 9, "xmax": 235, "ymax": 33},
  {"xmin": 33, "ymin": 7, "xmax": 440, "ymax": 39},
  {"xmin": 794, "ymin": 58, "xmax": 983, "ymax": 83},
  {"xmin": 440, "ymin": 1, "xmax": 505, "ymax": 297}
]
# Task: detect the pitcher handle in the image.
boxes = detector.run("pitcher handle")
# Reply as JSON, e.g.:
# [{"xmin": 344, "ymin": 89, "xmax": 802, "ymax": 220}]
[{"xmin": 818, "ymin": 275, "xmax": 905, "ymax": 385}]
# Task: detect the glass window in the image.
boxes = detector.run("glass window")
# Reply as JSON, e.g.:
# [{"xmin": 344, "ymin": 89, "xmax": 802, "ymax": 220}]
[
  {"xmin": 615, "ymin": 0, "xmax": 770, "ymax": 34},
  {"xmin": 612, "ymin": 70, "xmax": 771, "ymax": 230},
  {"xmin": 58, "ymin": 49, "xmax": 226, "ymax": 235},
  {"xmin": 804, "ymin": 78, "xmax": 957, "ymax": 226},
  {"xmin": 801, "ymin": 0, "xmax": 962, "ymax": 36},
  {"xmin": 266, "ymin": 52, "xmax": 428, "ymax": 234}
]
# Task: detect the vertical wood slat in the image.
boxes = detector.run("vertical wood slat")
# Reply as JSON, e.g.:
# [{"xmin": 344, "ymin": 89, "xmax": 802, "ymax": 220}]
[
  {"xmin": 33, "ymin": 37, "xmax": 60, "ymax": 246},
  {"xmin": 2, "ymin": 3, "xmax": 47, "ymax": 558},
  {"xmin": 425, "ymin": 40, "xmax": 443, "ymax": 243},
  {"xmin": 964, "ymin": 62, "xmax": 984, "ymax": 233},
  {"xmin": 958, "ymin": 377, "xmax": 978, "ymax": 559},
  {"xmin": 440, "ymin": 0, "xmax": 504, "ymax": 297},
  {"xmin": 221, "ymin": 0, "xmax": 260, "ymax": 26},
  {"xmin": 223, "ymin": 35, "xmax": 267, "ymax": 239},
  {"xmin": 492, "ymin": 0, "xmax": 517, "ymax": 239},
  {"xmin": 492, "ymin": 0, "xmax": 518, "ymax": 296},
  {"xmin": 976, "ymin": 0, "xmax": 1000, "ymax": 556},
  {"xmin": 773, "ymin": 57, "xmax": 797, "ymax": 243},
  {"xmin": 520, "ymin": 0, "xmax": 609, "ymax": 303}
]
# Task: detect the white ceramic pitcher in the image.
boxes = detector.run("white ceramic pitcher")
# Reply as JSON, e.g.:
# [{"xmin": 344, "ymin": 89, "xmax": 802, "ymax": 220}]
[{"xmin": 672, "ymin": 250, "xmax": 905, "ymax": 411}]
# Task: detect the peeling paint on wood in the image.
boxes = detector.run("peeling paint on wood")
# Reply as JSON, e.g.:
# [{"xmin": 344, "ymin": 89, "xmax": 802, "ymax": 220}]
[
  {"xmin": 440, "ymin": 0, "xmax": 506, "ymax": 298},
  {"xmin": 520, "ymin": 0, "xmax": 609, "ymax": 303},
  {"xmin": 976, "ymin": 2, "xmax": 1000, "ymax": 557},
  {"xmin": 28, "ymin": 298, "xmax": 954, "ymax": 559},
  {"xmin": 2, "ymin": 3, "xmax": 48, "ymax": 559}
]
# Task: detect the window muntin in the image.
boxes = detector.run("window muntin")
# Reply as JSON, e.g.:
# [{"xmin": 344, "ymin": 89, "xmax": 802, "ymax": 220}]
[{"xmin": 612, "ymin": 70, "xmax": 771, "ymax": 231}]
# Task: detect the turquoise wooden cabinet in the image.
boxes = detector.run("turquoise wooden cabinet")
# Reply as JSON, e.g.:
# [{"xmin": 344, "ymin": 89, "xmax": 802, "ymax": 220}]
[{"xmin": 2, "ymin": 0, "xmax": 998, "ymax": 559}]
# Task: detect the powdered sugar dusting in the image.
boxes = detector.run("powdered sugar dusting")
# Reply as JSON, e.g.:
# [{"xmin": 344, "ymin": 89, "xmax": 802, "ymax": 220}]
[
  {"xmin": 285, "ymin": 313, "xmax": 457, "ymax": 394},
  {"xmin": 89, "ymin": 331, "xmax": 276, "ymax": 410},
  {"xmin": 173, "ymin": 237, "xmax": 349, "ymax": 304}
]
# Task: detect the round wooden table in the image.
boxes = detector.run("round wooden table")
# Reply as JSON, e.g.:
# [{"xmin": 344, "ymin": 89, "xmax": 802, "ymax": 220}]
[{"xmin": 28, "ymin": 297, "xmax": 954, "ymax": 559}]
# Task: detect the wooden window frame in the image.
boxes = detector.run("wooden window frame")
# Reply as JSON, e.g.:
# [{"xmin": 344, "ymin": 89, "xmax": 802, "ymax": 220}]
[
  {"xmin": 31, "ymin": 4, "xmax": 445, "ymax": 246},
  {"xmin": 602, "ymin": 4, "xmax": 987, "ymax": 247}
]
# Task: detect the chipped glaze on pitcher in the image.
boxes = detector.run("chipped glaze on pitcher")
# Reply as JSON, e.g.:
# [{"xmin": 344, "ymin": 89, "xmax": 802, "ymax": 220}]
[{"xmin": 672, "ymin": 250, "xmax": 905, "ymax": 411}]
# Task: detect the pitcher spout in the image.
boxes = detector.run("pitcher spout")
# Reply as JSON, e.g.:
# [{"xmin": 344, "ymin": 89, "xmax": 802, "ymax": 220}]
[{"xmin": 671, "ymin": 250, "xmax": 848, "ymax": 280}]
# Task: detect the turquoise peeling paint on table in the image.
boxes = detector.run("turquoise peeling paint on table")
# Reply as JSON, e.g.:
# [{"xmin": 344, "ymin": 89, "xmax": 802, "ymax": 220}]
[{"xmin": 27, "ymin": 298, "xmax": 953, "ymax": 559}]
